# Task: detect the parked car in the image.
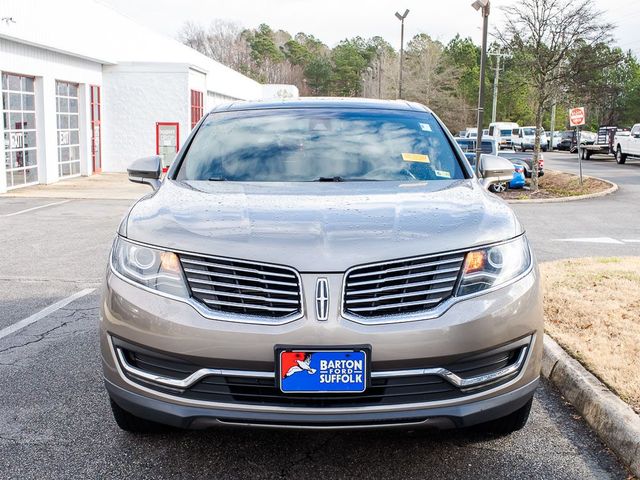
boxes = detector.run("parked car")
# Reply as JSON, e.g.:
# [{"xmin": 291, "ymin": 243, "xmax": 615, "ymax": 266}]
[
  {"xmin": 558, "ymin": 130, "xmax": 596, "ymax": 154},
  {"xmin": 103, "ymin": 98, "xmax": 541, "ymax": 434},
  {"xmin": 512, "ymin": 127, "xmax": 548, "ymax": 152},
  {"xmin": 455, "ymin": 137, "xmax": 526, "ymax": 191},
  {"xmin": 497, "ymin": 151, "xmax": 545, "ymax": 179},
  {"xmin": 546, "ymin": 131, "xmax": 562, "ymax": 149},
  {"xmin": 557, "ymin": 130, "xmax": 576, "ymax": 151},
  {"xmin": 614, "ymin": 123, "xmax": 640, "ymax": 164},
  {"xmin": 464, "ymin": 128, "xmax": 478, "ymax": 138},
  {"xmin": 488, "ymin": 122, "xmax": 519, "ymax": 150}
]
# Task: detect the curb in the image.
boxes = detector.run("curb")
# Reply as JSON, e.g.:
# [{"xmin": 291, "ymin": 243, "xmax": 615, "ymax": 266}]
[
  {"xmin": 506, "ymin": 176, "xmax": 618, "ymax": 204},
  {"xmin": 542, "ymin": 334, "xmax": 640, "ymax": 476}
]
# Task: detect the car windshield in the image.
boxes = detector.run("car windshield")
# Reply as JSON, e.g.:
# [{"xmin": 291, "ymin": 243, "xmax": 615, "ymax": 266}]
[
  {"xmin": 500, "ymin": 129, "xmax": 512, "ymax": 136},
  {"xmin": 523, "ymin": 128, "xmax": 536, "ymax": 136},
  {"xmin": 176, "ymin": 108, "xmax": 466, "ymax": 182},
  {"xmin": 455, "ymin": 139, "xmax": 493, "ymax": 154}
]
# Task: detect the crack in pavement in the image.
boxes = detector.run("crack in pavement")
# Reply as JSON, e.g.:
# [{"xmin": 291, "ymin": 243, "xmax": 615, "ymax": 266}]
[
  {"xmin": 0, "ymin": 312, "xmax": 90, "ymax": 356},
  {"xmin": 278, "ymin": 434, "xmax": 337, "ymax": 479}
]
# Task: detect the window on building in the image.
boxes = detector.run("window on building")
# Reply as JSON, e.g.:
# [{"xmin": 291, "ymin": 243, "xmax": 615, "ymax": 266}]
[
  {"xmin": 2, "ymin": 72, "xmax": 38, "ymax": 189},
  {"xmin": 55, "ymin": 81, "xmax": 81, "ymax": 178},
  {"xmin": 90, "ymin": 85, "xmax": 101, "ymax": 173},
  {"xmin": 191, "ymin": 90, "xmax": 203, "ymax": 129}
]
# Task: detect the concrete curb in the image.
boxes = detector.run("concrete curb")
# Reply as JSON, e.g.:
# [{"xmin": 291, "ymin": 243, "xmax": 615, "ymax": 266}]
[
  {"xmin": 507, "ymin": 176, "xmax": 618, "ymax": 204},
  {"xmin": 542, "ymin": 334, "xmax": 640, "ymax": 476}
]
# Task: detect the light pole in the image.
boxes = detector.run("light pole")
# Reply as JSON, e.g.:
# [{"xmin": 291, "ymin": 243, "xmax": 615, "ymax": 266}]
[
  {"xmin": 395, "ymin": 9, "xmax": 409, "ymax": 99},
  {"xmin": 471, "ymin": 0, "xmax": 490, "ymax": 167},
  {"xmin": 489, "ymin": 48, "xmax": 509, "ymax": 123}
]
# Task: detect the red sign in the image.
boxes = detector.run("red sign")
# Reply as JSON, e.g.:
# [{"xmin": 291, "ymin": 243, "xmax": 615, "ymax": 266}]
[{"xmin": 569, "ymin": 107, "xmax": 586, "ymax": 127}]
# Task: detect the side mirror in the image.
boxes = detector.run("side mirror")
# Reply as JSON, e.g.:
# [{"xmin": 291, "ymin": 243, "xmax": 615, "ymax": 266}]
[
  {"xmin": 128, "ymin": 156, "xmax": 162, "ymax": 190},
  {"xmin": 478, "ymin": 154, "xmax": 514, "ymax": 190}
]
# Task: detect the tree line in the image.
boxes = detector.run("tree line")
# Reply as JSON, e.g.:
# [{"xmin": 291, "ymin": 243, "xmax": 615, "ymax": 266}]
[{"xmin": 179, "ymin": 7, "xmax": 640, "ymax": 136}]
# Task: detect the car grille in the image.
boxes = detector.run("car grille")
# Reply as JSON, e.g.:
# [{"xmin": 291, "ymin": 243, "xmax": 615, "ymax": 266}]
[
  {"xmin": 117, "ymin": 341, "xmax": 526, "ymax": 409},
  {"xmin": 343, "ymin": 252, "xmax": 465, "ymax": 318},
  {"xmin": 179, "ymin": 253, "xmax": 302, "ymax": 319}
]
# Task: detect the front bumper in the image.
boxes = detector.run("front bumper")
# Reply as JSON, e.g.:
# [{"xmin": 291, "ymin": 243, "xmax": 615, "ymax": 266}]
[
  {"xmin": 105, "ymin": 376, "xmax": 539, "ymax": 430},
  {"xmin": 101, "ymin": 266, "xmax": 543, "ymax": 429}
]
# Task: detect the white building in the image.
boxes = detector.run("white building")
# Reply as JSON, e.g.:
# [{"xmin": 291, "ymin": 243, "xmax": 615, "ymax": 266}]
[{"xmin": 0, "ymin": 0, "xmax": 293, "ymax": 193}]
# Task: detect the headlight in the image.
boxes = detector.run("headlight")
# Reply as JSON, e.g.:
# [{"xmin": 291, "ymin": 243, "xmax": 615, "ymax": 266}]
[
  {"xmin": 111, "ymin": 237, "xmax": 189, "ymax": 298},
  {"xmin": 457, "ymin": 236, "xmax": 532, "ymax": 296}
]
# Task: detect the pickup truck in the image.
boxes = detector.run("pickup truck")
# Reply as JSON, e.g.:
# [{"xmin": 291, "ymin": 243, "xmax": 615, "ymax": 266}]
[
  {"xmin": 614, "ymin": 124, "xmax": 640, "ymax": 164},
  {"xmin": 579, "ymin": 126, "xmax": 618, "ymax": 159}
]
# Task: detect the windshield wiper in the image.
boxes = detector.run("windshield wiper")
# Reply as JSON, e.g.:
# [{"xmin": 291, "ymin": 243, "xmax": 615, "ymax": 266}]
[
  {"xmin": 208, "ymin": 177, "xmax": 227, "ymax": 181},
  {"xmin": 314, "ymin": 176, "xmax": 345, "ymax": 182}
]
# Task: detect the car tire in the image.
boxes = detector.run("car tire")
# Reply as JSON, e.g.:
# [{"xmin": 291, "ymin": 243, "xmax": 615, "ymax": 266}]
[
  {"xmin": 480, "ymin": 398, "xmax": 533, "ymax": 435},
  {"xmin": 489, "ymin": 182, "xmax": 508, "ymax": 193},
  {"xmin": 110, "ymin": 398, "xmax": 167, "ymax": 433},
  {"xmin": 616, "ymin": 147, "xmax": 627, "ymax": 165}
]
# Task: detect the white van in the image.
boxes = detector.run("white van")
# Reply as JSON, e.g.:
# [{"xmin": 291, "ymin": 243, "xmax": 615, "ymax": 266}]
[
  {"xmin": 513, "ymin": 126, "xmax": 548, "ymax": 152},
  {"xmin": 488, "ymin": 122, "xmax": 519, "ymax": 150}
]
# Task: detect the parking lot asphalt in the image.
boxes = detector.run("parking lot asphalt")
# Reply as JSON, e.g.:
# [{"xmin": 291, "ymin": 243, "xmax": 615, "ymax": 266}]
[
  {"xmin": 512, "ymin": 151, "xmax": 640, "ymax": 262},
  {"xmin": 0, "ymin": 158, "xmax": 634, "ymax": 479}
]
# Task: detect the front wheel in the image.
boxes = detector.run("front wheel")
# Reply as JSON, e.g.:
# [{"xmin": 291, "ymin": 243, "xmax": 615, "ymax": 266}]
[
  {"xmin": 489, "ymin": 182, "xmax": 508, "ymax": 193},
  {"xmin": 479, "ymin": 398, "xmax": 533, "ymax": 435},
  {"xmin": 616, "ymin": 147, "xmax": 627, "ymax": 164}
]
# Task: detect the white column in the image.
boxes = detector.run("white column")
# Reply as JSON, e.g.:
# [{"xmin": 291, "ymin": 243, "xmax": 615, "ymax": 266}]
[
  {"xmin": 37, "ymin": 76, "xmax": 59, "ymax": 185},
  {"xmin": 0, "ymin": 70, "xmax": 6, "ymax": 194},
  {"xmin": 78, "ymin": 83, "xmax": 91, "ymax": 176}
]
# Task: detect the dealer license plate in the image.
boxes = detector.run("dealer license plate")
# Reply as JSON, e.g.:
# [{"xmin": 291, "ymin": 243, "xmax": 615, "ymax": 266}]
[{"xmin": 278, "ymin": 349, "xmax": 367, "ymax": 393}]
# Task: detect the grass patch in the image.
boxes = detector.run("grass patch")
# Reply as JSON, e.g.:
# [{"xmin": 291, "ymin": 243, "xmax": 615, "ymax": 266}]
[
  {"xmin": 540, "ymin": 258, "xmax": 640, "ymax": 413},
  {"xmin": 500, "ymin": 170, "xmax": 611, "ymax": 200}
]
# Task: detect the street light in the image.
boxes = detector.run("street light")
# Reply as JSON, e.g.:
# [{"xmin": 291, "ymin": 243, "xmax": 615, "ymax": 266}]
[
  {"xmin": 395, "ymin": 9, "xmax": 409, "ymax": 99},
  {"xmin": 472, "ymin": 0, "xmax": 490, "ymax": 166}
]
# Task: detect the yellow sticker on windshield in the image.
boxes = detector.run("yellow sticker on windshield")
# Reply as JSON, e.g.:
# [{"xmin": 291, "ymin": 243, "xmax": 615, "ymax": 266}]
[{"xmin": 402, "ymin": 153, "xmax": 430, "ymax": 163}]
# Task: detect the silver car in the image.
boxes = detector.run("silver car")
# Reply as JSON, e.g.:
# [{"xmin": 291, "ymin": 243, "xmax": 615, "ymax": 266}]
[{"xmin": 101, "ymin": 98, "xmax": 542, "ymax": 433}]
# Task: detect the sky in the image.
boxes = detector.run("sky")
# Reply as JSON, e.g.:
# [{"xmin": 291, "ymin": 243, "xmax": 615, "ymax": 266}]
[{"xmin": 99, "ymin": 0, "xmax": 640, "ymax": 57}]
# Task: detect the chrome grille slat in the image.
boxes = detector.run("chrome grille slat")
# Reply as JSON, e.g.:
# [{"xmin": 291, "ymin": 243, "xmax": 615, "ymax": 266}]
[
  {"xmin": 183, "ymin": 268, "xmax": 298, "ymax": 287},
  {"xmin": 349, "ymin": 256, "xmax": 465, "ymax": 279},
  {"xmin": 190, "ymin": 288, "xmax": 299, "ymax": 305},
  {"xmin": 181, "ymin": 258, "xmax": 297, "ymax": 279},
  {"xmin": 343, "ymin": 253, "xmax": 465, "ymax": 319},
  {"xmin": 350, "ymin": 273, "xmax": 458, "ymax": 294},
  {"xmin": 348, "ymin": 297, "xmax": 444, "ymax": 312},
  {"xmin": 179, "ymin": 254, "xmax": 302, "ymax": 320},
  {"xmin": 345, "ymin": 277, "xmax": 458, "ymax": 296},
  {"xmin": 345, "ymin": 286, "xmax": 454, "ymax": 305},
  {"xmin": 201, "ymin": 298, "xmax": 296, "ymax": 313},
  {"xmin": 185, "ymin": 277, "xmax": 298, "ymax": 296},
  {"xmin": 348, "ymin": 271, "xmax": 460, "ymax": 288}
]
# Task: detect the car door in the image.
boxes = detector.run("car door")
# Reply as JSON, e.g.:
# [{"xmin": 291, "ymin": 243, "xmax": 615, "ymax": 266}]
[{"xmin": 631, "ymin": 125, "xmax": 640, "ymax": 155}]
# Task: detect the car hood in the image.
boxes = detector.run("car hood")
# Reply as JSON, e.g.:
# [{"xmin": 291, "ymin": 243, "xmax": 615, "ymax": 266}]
[{"xmin": 124, "ymin": 180, "xmax": 522, "ymax": 272}]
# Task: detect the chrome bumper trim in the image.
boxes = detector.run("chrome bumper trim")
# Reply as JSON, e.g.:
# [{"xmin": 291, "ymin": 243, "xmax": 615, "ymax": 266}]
[
  {"xmin": 371, "ymin": 346, "xmax": 528, "ymax": 391},
  {"xmin": 115, "ymin": 348, "xmax": 275, "ymax": 389},
  {"xmin": 116, "ymin": 342, "xmax": 528, "ymax": 392}
]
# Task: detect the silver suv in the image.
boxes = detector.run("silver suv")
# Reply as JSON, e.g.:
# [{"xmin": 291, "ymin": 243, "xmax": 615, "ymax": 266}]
[{"xmin": 101, "ymin": 98, "xmax": 542, "ymax": 433}]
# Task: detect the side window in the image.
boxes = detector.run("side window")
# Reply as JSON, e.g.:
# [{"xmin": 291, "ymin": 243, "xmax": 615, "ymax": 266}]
[
  {"xmin": 632, "ymin": 125, "xmax": 640, "ymax": 137},
  {"xmin": 489, "ymin": 126, "xmax": 495, "ymax": 136}
]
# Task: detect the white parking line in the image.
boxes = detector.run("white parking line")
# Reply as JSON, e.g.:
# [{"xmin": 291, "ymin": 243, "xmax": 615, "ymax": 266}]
[
  {"xmin": 0, "ymin": 288, "xmax": 95, "ymax": 341},
  {"xmin": 1, "ymin": 200, "xmax": 71, "ymax": 217},
  {"xmin": 554, "ymin": 237, "xmax": 624, "ymax": 245}
]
